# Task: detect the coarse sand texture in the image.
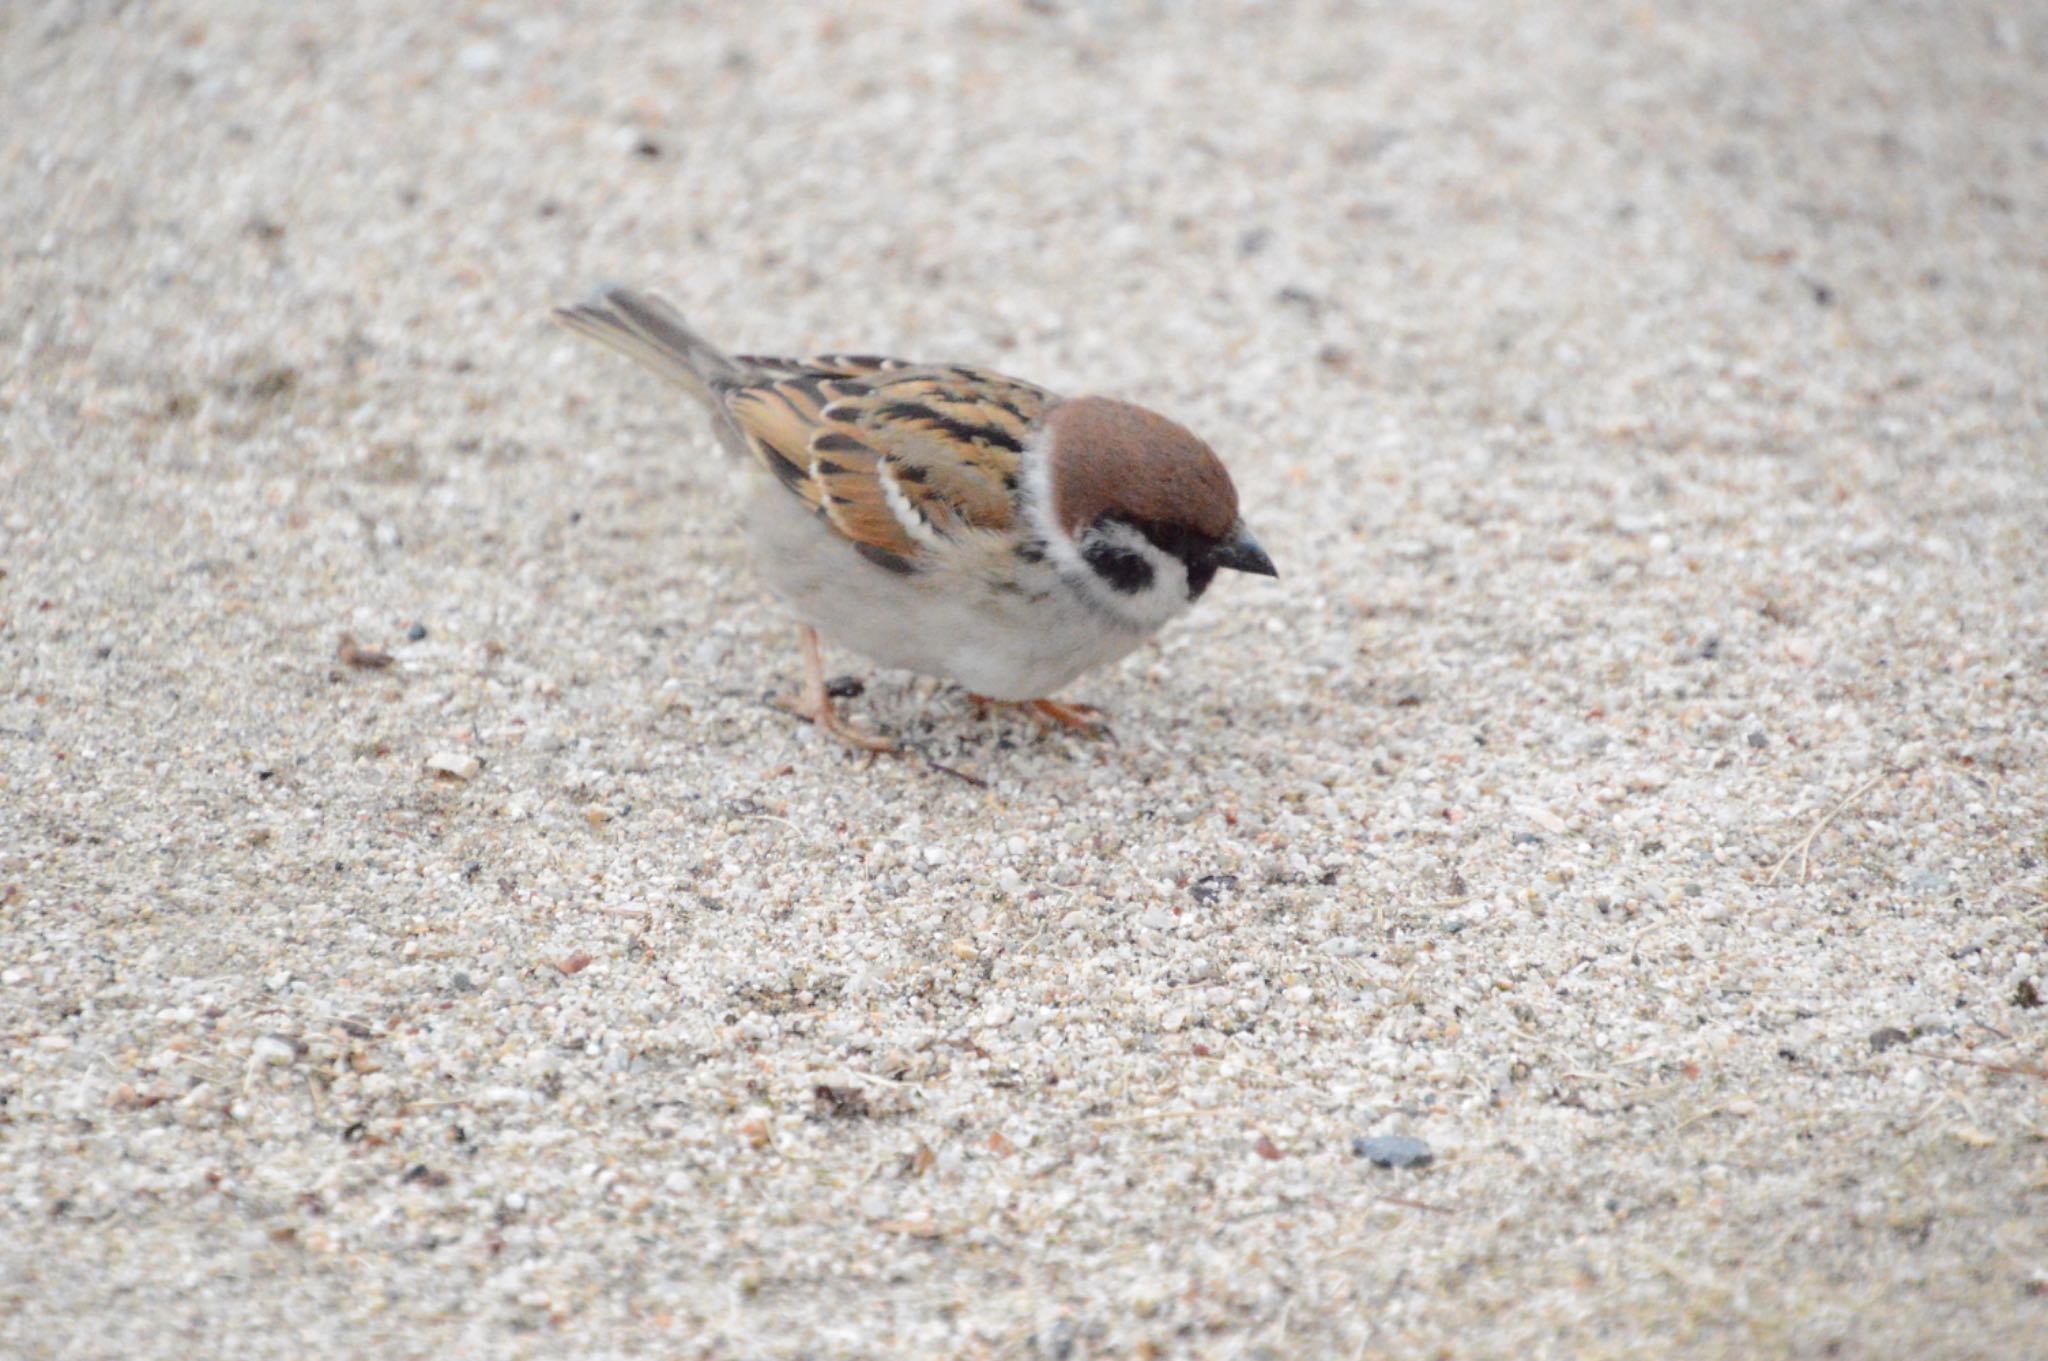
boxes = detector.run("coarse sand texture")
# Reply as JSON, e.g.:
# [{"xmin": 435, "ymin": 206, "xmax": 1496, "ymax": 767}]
[{"xmin": 3, "ymin": 4, "xmax": 2045, "ymax": 1358}]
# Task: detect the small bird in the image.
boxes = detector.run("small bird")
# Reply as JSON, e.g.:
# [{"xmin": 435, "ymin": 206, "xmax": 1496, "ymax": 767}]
[{"xmin": 554, "ymin": 287, "xmax": 1276, "ymax": 749}]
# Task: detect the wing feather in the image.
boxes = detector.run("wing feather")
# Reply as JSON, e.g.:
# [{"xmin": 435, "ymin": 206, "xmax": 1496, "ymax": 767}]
[{"xmin": 718, "ymin": 360, "xmax": 1052, "ymax": 568}]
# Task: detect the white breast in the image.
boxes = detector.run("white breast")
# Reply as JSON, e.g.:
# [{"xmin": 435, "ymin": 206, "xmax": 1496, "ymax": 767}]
[{"xmin": 741, "ymin": 484, "xmax": 1165, "ymax": 700}]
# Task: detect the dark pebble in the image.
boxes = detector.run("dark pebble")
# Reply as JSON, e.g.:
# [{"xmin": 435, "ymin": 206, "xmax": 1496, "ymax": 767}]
[
  {"xmin": 407, "ymin": 623, "xmax": 428, "ymax": 641},
  {"xmin": 825, "ymin": 675, "xmax": 865, "ymax": 699},
  {"xmin": 1190, "ymin": 873, "xmax": 1238, "ymax": 904},
  {"xmin": 1868, "ymin": 1026, "xmax": 1909, "ymax": 1053},
  {"xmin": 1353, "ymin": 1134, "xmax": 1433, "ymax": 1168},
  {"xmin": 1748, "ymin": 731, "xmax": 1768, "ymax": 749},
  {"xmin": 1033, "ymin": 1317, "xmax": 1079, "ymax": 1360}
]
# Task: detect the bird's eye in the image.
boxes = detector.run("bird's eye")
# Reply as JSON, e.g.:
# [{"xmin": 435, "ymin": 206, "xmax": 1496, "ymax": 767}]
[
  {"xmin": 1108, "ymin": 516, "xmax": 1222, "ymax": 600},
  {"xmin": 1124, "ymin": 517, "xmax": 1213, "ymax": 564}
]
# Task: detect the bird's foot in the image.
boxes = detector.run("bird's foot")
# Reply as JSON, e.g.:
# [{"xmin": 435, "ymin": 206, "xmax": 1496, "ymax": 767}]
[
  {"xmin": 774, "ymin": 689, "xmax": 895, "ymax": 751},
  {"xmin": 781, "ymin": 624, "xmax": 895, "ymax": 751},
  {"xmin": 1024, "ymin": 698, "xmax": 1111, "ymax": 739},
  {"xmin": 967, "ymin": 694, "xmax": 1112, "ymax": 741}
]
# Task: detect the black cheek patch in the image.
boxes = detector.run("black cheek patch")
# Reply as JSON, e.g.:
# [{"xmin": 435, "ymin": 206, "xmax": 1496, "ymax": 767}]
[{"xmin": 1083, "ymin": 541, "xmax": 1155, "ymax": 595}]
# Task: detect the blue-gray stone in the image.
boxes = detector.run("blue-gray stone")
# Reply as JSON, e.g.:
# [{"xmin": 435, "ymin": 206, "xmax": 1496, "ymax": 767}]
[{"xmin": 1353, "ymin": 1134, "xmax": 1433, "ymax": 1168}]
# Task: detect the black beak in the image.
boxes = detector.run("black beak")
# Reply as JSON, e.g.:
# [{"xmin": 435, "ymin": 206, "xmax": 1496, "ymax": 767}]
[{"xmin": 1212, "ymin": 522, "xmax": 1278, "ymax": 578}]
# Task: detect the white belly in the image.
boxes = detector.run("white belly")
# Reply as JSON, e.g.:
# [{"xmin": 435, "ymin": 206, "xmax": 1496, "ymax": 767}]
[{"xmin": 742, "ymin": 485, "xmax": 1155, "ymax": 700}]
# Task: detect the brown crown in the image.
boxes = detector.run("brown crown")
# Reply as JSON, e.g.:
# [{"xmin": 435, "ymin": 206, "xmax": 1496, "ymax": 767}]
[{"xmin": 1046, "ymin": 396, "xmax": 1240, "ymax": 540}]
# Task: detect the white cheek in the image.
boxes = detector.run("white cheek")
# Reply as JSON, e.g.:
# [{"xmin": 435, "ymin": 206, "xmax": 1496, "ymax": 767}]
[
  {"xmin": 1076, "ymin": 524, "xmax": 1194, "ymax": 630},
  {"xmin": 1119, "ymin": 541, "xmax": 1193, "ymax": 625},
  {"xmin": 1021, "ymin": 430, "xmax": 1192, "ymax": 633}
]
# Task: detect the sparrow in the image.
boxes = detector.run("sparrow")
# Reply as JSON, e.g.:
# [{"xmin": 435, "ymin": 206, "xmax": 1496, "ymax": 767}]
[{"xmin": 554, "ymin": 287, "xmax": 1276, "ymax": 750}]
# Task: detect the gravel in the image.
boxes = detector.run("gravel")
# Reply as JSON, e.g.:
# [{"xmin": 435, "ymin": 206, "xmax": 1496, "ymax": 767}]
[
  {"xmin": 4, "ymin": 2, "xmax": 2046, "ymax": 1358},
  {"xmin": 1352, "ymin": 1135, "xmax": 1435, "ymax": 1170}
]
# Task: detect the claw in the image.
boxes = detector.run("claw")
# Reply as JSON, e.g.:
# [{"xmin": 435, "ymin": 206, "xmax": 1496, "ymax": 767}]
[
  {"xmin": 966, "ymin": 693, "xmax": 1112, "ymax": 741},
  {"xmin": 1024, "ymin": 698, "xmax": 1112, "ymax": 740}
]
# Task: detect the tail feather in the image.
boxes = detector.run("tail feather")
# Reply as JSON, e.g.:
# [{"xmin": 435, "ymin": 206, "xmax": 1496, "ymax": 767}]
[{"xmin": 554, "ymin": 287, "xmax": 751, "ymax": 405}]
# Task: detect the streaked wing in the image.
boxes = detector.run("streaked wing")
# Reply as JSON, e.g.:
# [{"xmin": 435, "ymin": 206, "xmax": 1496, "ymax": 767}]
[
  {"xmin": 732, "ymin": 353, "xmax": 918, "ymax": 380},
  {"xmin": 722, "ymin": 361, "xmax": 1052, "ymax": 572}
]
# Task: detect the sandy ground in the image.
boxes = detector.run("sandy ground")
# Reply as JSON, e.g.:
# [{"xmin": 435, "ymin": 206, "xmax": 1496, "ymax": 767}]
[{"xmin": 4, "ymin": 2, "xmax": 2046, "ymax": 1357}]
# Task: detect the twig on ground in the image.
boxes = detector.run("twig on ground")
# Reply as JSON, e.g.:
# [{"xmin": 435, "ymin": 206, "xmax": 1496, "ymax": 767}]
[
  {"xmin": 920, "ymin": 756, "xmax": 989, "ymax": 789},
  {"xmin": 1903, "ymin": 1047, "xmax": 2048, "ymax": 1081},
  {"xmin": 1766, "ymin": 770, "xmax": 1889, "ymax": 884}
]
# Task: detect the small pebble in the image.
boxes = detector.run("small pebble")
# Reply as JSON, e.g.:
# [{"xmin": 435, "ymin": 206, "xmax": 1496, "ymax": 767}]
[
  {"xmin": 1033, "ymin": 1317, "xmax": 1080, "ymax": 1361},
  {"xmin": 1353, "ymin": 1135, "xmax": 1434, "ymax": 1169},
  {"xmin": 1907, "ymin": 871, "xmax": 1954, "ymax": 898},
  {"xmin": 457, "ymin": 41, "xmax": 504, "ymax": 76},
  {"xmin": 425, "ymin": 751, "xmax": 481, "ymax": 781}
]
